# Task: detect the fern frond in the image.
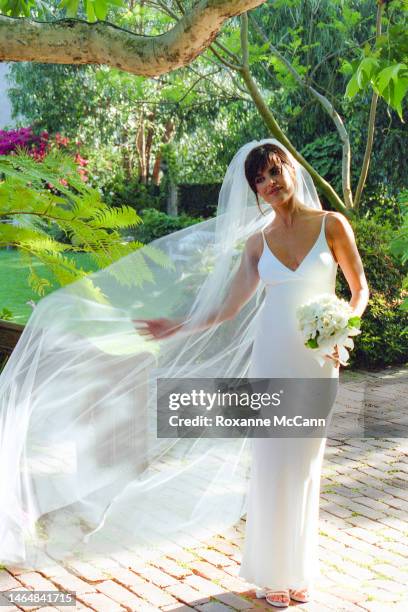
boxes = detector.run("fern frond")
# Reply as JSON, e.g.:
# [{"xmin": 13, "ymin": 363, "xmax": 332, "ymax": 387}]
[
  {"xmin": 31, "ymin": 251, "xmax": 88, "ymax": 287},
  {"xmin": 0, "ymin": 150, "xmax": 88, "ymax": 196},
  {"xmin": 69, "ymin": 192, "xmax": 107, "ymax": 217},
  {"xmin": 89, "ymin": 206, "xmax": 142, "ymax": 230},
  {"xmin": 137, "ymin": 243, "xmax": 176, "ymax": 270},
  {"xmin": 27, "ymin": 267, "xmax": 52, "ymax": 296},
  {"xmin": 19, "ymin": 251, "xmax": 53, "ymax": 296},
  {"xmin": 76, "ymin": 277, "xmax": 111, "ymax": 305},
  {"xmin": 120, "ymin": 251, "xmax": 155, "ymax": 287},
  {"xmin": 0, "ymin": 178, "xmax": 66, "ymax": 217},
  {"xmin": 0, "ymin": 224, "xmax": 70, "ymax": 252},
  {"xmin": 0, "ymin": 150, "xmax": 175, "ymax": 295}
]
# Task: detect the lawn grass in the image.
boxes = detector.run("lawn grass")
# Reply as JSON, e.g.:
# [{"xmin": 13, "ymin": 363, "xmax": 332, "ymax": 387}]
[{"xmin": 0, "ymin": 249, "xmax": 97, "ymax": 325}]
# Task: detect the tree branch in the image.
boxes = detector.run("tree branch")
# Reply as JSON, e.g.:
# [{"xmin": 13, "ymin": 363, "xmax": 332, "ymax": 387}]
[
  {"xmin": 0, "ymin": 0, "xmax": 266, "ymax": 76},
  {"xmin": 209, "ymin": 43, "xmax": 243, "ymax": 71},
  {"xmin": 354, "ymin": 2, "xmax": 384, "ymax": 209}
]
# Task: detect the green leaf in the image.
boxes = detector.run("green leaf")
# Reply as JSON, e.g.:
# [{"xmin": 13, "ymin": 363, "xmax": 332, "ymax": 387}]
[
  {"xmin": 85, "ymin": 0, "xmax": 96, "ymax": 22},
  {"xmin": 339, "ymin": 60, "xmax": 354, "ymax": 76},
  {"xmin": 94, "ymin": 0, "xmax": 107, "ymax": 20},
  {"xmin": 345, "ymin": 72, "xmax": 360, "ymax": 99},
  {"xmin": 393, "ymin": 76, "xmax": 408, "ymax": 120},
  {"xmin": 0, "ymin": 150, "xmax": 174, "ymax": 295},
  {"xmin": 376, "ymin": 63, "xmax": 406, "ymax": 95},
  {"xmin": 374, "ymin": 63, "xmax": 408, "ymax": 120},
  {"xmin": 306, "ymin": 338, "xmax": 319, "ymax": 349},
  {"xmin": 59, "ymin": 0, "xmax": 80, "ymax": 18},
  {"xmin": 27, "ymin": 267, "xmax": 52, "ymax": 296},
  {"xmin": 357, "ymin": 57, "xmax": 379, "ymax": 87},
  {"xmin": 0, "ymin": 307, "xmax": 14, "ymax": 321}
]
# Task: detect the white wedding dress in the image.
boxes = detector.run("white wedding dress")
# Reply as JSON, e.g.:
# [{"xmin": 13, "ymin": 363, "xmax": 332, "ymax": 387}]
[{"xmin": 238, "ymin": 213, "xmax": 339, "ymax": 591}]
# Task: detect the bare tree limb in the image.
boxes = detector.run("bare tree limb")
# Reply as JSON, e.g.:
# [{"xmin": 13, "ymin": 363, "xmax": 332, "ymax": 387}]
[
  {"xmin": 354, "ymin": 2, "xmax": 383, "ymax": 209},
  {"xmin": 212, "ymin": 39, "xmax": 241, "ymax": 63},
  {"xmin": 209, "ymin": 43, "xmax": 243, "ymax": 71}
]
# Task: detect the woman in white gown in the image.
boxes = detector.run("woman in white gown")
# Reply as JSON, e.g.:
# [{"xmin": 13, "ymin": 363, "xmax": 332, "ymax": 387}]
[{"xmin": 138, "ymin": 143, "xmax": 369, "ymax": 607}]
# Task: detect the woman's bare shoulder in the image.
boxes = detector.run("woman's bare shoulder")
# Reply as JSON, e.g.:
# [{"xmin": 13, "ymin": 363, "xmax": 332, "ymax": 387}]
[
  {"xmin": 324, "ymin": 211, "xmax": 354, "ymax": 238},
  {"xmin": 245, "ymin": 231, "xmax": 264, "ymax": 260}
]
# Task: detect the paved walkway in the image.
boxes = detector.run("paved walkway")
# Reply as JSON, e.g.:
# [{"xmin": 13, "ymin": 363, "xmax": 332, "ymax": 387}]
[{"xmin": 1, "ymin": 366, "xmax": 407, "ymax": 611}]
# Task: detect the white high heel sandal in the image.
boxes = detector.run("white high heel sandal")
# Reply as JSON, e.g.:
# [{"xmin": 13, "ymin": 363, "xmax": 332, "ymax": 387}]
[{"xmin": 255, "ymin": 588, "xmax": 290, "ymax": 608}]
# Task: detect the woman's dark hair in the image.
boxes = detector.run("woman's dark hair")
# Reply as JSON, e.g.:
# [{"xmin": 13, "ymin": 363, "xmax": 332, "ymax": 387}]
[{"xmin": 244, "ymin": 144, "xmax": 296, "ymax": 215}]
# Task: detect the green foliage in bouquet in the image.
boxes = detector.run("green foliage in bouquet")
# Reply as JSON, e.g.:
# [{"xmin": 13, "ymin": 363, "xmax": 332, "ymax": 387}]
[
  {"xmin": 348, "ymin": 316, "xmax": 362, "ymax": 330},
  {"xmin": 306, "ymin": 337, "xmax": 319, "ymax": 349},
  {"xmin": 0, "ymin": 151, "xmax": 171, "ymax": 301},
  {"xmin": 304, "ymin": 312, "xmax": 361, "ymax": 351}
]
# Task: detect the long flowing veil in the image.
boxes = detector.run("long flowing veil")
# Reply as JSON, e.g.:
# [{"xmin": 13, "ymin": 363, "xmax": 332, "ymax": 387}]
[{"xmin": 0, "ymin": 139, "xmax": 322, "ymax": 568}]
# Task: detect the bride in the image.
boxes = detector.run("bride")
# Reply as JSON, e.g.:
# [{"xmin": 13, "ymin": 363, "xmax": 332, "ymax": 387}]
[
  {"xmin": 0, "ymin": 139, "xmax": 369, "ymax": 608},
  {"xmin": 135, "ymin": 142, "xmax": 370, "ymax": 607}
]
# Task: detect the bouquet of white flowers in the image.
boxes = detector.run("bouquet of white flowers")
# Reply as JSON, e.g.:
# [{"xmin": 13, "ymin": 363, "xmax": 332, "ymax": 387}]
[{"xmin": 296, "ymin": 293, "xmax": 361, "ymax": 367}]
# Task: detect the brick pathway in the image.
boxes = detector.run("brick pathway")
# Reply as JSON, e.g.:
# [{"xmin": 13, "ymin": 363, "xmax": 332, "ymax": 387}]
[{"xmin": 1, "ymin": 366, "xmax": 407, "ymax": 611}]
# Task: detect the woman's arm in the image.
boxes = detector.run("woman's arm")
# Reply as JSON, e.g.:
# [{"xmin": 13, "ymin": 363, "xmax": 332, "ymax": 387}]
[
  {"xmin": 194, "ymin": 232, "xmax": 262, "ymax": 328},
  {"xmin": 327, "ymin": 212, "xmax": 370, "ymax": 317},
  {"xmin": 133, "ymin": 232, "xmax": 263, "ymax": 340}
]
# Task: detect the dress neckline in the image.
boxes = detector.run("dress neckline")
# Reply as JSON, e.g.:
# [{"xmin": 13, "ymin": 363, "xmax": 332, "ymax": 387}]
[{"xmin": 261, "ymin": 214, "xmax": 327, "ymax": 274}]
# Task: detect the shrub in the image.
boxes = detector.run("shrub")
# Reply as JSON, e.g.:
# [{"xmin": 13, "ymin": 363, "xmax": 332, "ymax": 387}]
[
  {"xmin": 0, "ymin": 127, "xmax": 89, "ymax": 181},
  {"xmin": 336, "ymin": 212, "xmax": 407, "ymax": 369},
  {"xmin": 102, "ymin": 177, "xmax": 163, "ymax": 210},
  {"xmin": 301, "ymin": 134, "xmax": 344, "ymax": 196},
  {"xmin": 389, "ymin": 190, "xmax": 408, "ymax": 311},
  {"xmin": 0, "ymin": 127, "xmax": 48, "ymax": 157},
  {"xmin": 358, "ymin": 184, "xmax": 404, "ymax": 229},
  {"xmin": 130, "ymin": 208, "xmax": 204, "ymax": 243}
]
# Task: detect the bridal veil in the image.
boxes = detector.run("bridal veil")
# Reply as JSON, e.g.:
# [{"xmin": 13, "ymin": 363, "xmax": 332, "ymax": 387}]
[{"xmin": 0, "ymin": 139, "xmax": 322, "ymax": 567}]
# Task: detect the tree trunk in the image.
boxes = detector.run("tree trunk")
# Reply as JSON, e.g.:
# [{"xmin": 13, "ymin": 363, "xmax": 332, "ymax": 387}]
[
  {"xmin": 144, "ymin": 112, "xmax": 156, "ymax": 182},
  {"xmin": 136, "ymin": 113, "xmax": 147, "ymax": 184},
  {"xmin": 167, "ymin": 181, "xmax": 178, "ymax": 217},
  {"xmin": 152, "ymin": 120, "xmax": 176, "ymax": 186}
]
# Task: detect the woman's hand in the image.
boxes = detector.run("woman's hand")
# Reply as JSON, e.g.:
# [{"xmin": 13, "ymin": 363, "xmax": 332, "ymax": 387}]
[
  {"xmin": 133, "ymin": 317, "xmax": 184, "ymax": 341},
  {"xmin": 324, "ymin": 344, "xmax": 340, "ymax": 369}
]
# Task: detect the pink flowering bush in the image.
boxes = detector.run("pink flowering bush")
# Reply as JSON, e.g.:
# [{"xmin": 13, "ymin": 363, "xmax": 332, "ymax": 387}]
[
  {"xmin": 0, "ymin": 127, "xmax": 89, "ymax": 183},
  {"xmin": 0, "ymin": 127, "xmax": 48, "ymax": 157}
]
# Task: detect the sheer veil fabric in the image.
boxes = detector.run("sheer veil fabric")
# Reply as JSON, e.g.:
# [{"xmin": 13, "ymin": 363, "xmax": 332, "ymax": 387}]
[{"xmin": 0, "ymin": 139, "xmax": 322, "ymax": 568}]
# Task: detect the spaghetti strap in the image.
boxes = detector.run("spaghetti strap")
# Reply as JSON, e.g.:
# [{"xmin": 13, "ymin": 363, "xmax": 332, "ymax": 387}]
[{"xmin": 321, "ymin": 213, "xmax": 328, "ymax": 242}]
